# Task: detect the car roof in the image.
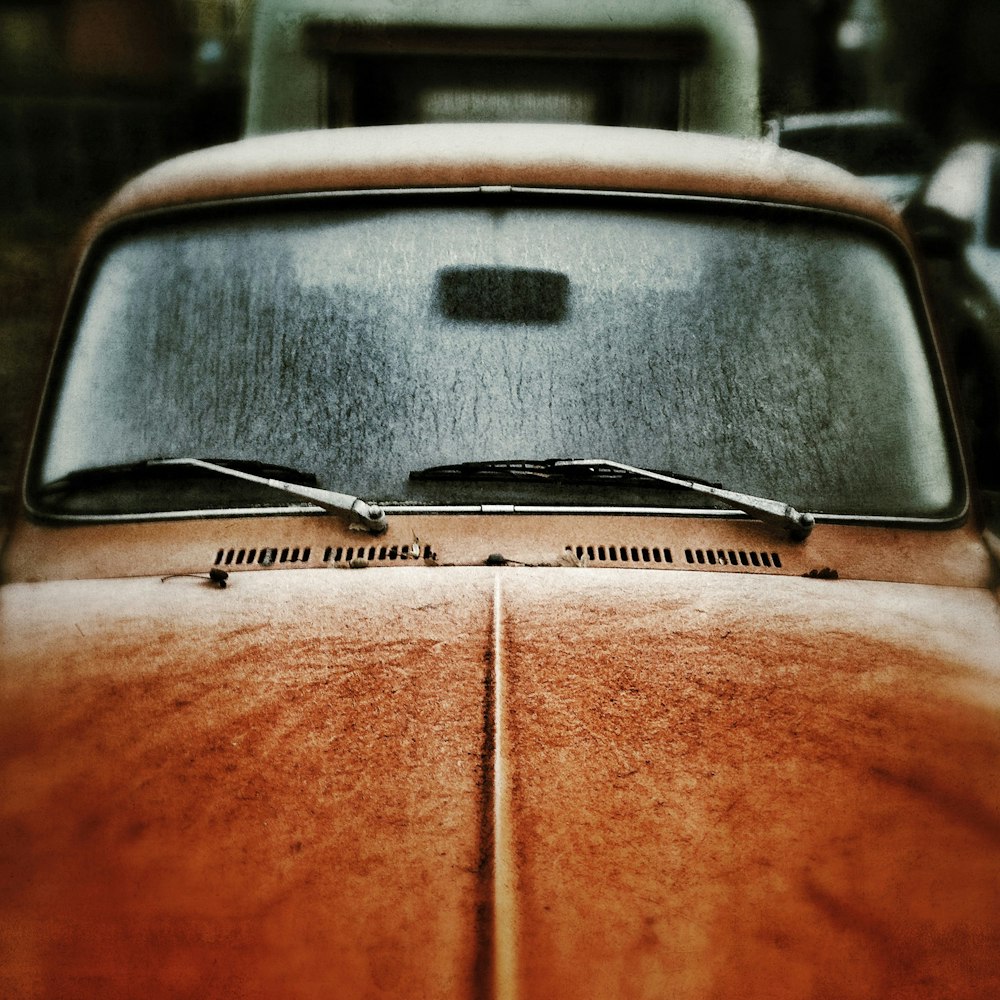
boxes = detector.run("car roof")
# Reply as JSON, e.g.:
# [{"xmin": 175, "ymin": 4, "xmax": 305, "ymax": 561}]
[{"xmin": 90, "ymin": 123, "xmax": 902, "ymax": 234}]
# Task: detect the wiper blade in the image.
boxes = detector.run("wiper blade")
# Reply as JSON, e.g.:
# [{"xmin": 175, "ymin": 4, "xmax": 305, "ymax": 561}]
[
  {"xmin": 45, "ymin": 457, "xmax": 388, "ymax": 534},
  {"xmin": 48, "ymin": 457, "xmax": 321, "ymax": 488},
  {"xmin": 410, "ymin": 459, "xmax": 556, "ymax": 482},
  {"xmin": 411, "ymin": 457, "xmax": 814, "ymax": 540}
]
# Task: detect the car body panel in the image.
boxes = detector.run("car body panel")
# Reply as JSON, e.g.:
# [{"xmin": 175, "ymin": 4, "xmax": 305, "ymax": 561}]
[
  {"xmin": 2, "ymin": 568, "xmax": 999, "ymax": 999},
  {"xmin": 1, "ymin": 570, "xmax": 492, "ymax": 1000},
  {"xmin": 499, "ymin": 570, "xmax": 1000, "ymax": 1000},
  {"xmin": 0, "ymin": 512, "xmax": 995, "ymax": 589}
]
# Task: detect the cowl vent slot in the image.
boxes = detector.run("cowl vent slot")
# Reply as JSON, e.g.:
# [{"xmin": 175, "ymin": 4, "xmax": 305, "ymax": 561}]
[
  {"xmin": 215, "ymin": 546, "xmax": 312, "ymax": 567},
  {"xmin": 568, "ymin": 544, "xmax": 784, "ymax": 569},
  {"xmin": 322, "ymin": 544, "xmax": 432, "ymax": 564},
  {"xmin": 569, "ymin": 545, "xmax": 673, "ymax": 564},
  {"xmin": 685, "ymin": 548, "xmax": 782, "ymax": 568},
  {"xmin": 213, "ymin": 544, "xmax": 433, "ymax": 568}
]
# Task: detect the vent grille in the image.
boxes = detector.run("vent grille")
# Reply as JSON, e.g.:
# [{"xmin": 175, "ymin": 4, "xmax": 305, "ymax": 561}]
[
  {"xmin": 214, "ymin": 542, "xmax": 782, "ymax": 571},
  {"xmin": 568, "ymin": 544, "xmax": 783, "ymax": 569},
  {"xmin": 214, "ymin": 543, "xmax": 433, "ymax": 568},
  {"xmin": 215, "ymin": 546, "xmax": 312, "ymax": 567},
  {"xmin": 569, "ymin": 545, "xmax": 673, "ymax": 564},
  {"xmin": 685, "ymin": 547, "xmax": 782, "ymax": 568},
  {"xmin": 321, "ymin": 543, "xmax": 432, "ymax": 564}
]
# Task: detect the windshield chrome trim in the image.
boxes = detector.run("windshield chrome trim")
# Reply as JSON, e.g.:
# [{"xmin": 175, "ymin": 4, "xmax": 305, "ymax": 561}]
[{"xmin": 27, "ymin": 501, "xmax": 969, "ymax": 530}]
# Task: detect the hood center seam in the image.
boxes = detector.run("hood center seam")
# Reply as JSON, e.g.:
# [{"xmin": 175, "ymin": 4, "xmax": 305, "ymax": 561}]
[{"xmin": 493, "ymin": 572, "xmax": 518, "ymax": 1000}]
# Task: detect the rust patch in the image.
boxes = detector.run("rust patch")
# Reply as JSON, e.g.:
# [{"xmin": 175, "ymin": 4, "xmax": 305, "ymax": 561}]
[
  {"xmin": 499, "ymin": 577, "xmax": 1000, "ymax": 1000},
  {"xmin": 0, "ymin": 573, "xmax": 495, "ymax": 1000}
]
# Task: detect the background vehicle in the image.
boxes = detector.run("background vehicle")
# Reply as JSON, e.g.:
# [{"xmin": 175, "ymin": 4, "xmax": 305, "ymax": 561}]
[
  {"xmin": 245, "ymin": 0, "xmax": 760, "ymax": 136},
  {"xmin": 1, "ymin": 124, "xmax": 999, "ymax": 999},
  {"xmin": 915, "ymin": 142, "xmax": 1000, "ymax": 300},
  {"xmin": 764, "ymin": 107, "xmax": 935, "ymax": 207},
  {"xmin": 904, "ymin": 141, "xmax": 1000, "ymax": 489}
]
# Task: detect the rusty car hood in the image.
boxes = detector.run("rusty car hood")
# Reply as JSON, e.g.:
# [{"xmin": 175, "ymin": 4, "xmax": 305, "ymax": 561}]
[{"xmin": 2, "ymin": 567, "xmax": 999, "ymax": 999}]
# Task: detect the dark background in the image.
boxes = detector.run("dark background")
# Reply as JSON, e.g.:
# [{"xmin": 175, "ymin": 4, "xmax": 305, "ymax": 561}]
[{"xmin": 2, "ymin": 0, "xmax": 998, "ymax": 505}]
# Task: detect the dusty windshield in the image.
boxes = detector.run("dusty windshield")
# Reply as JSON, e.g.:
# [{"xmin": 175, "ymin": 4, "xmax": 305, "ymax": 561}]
[{"xmin": 35, "ymin": 194, "xmax": 958, "ymax": 519}]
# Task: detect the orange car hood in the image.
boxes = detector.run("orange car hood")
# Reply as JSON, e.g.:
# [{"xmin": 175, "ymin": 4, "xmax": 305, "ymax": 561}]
[{"xmin": 2, "ymin": 567, "xmax": 999, "ymax": 1000}]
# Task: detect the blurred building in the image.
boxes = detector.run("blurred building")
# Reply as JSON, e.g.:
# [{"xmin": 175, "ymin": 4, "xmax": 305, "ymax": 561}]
[
  {"xmin": 0, "ymin": 0, "xmax": 250, "ymax": 217},
  {"xmin": 2, "ymin": 0, "xmax": 997, "ymax": 220},
  {"xmin": 177, "ymin": 0, "xmax": 253, "ymax": 86},
  {"xmin": 754, "ymin": 0, "xmax": 1000, "ymax": 146}
]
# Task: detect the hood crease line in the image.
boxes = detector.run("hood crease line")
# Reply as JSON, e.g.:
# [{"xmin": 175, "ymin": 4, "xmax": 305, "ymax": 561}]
[{"xmin": 493, "ymin": 572, "xmax": 518, "ymax": 1000}]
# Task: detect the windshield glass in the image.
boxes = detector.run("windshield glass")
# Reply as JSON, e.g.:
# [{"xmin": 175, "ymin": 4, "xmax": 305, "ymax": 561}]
[{"xmin": 36, "ymin": 195, "xmax": 957, "ymax": 518}]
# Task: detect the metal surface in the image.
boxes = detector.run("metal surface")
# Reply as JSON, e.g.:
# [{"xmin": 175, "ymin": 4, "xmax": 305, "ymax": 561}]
[
  {"xmin": 2, "ymin": 512, "xmax": 994, "ymax": 588},
  {"xmin": 1, "ymin": 568, "xmax": 998, "ymax": 998},
  {"xmin": 81, "ymin": 124, "xmax": 900, "ymax": 241}
]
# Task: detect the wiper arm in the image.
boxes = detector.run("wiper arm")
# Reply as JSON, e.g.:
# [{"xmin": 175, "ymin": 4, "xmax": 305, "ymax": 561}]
[
  {"xmin": 411, "ymin": 457, "xmax": 813, "ymax": 540},
  {"xmin": 555, "ymin": 459, "xmax": 814, "ymax": 540},
  {"xmin": 44, "ymin": 457, "xmax": 387, "ymax": 533},
  {"xmin": 153, "ymin": 459, "xmax": 387, "ymax": 533}
]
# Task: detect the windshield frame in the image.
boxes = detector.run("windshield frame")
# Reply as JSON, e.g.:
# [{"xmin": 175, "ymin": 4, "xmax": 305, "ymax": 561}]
[{"xmin": 22, "ymin": 185, "xmax": 971, "ymax": 529}]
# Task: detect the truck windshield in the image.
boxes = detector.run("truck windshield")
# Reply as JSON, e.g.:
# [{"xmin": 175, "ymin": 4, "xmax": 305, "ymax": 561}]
[{"xmin": 36, "ymin": 195, "xmax": 958, "ymax": 519}]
